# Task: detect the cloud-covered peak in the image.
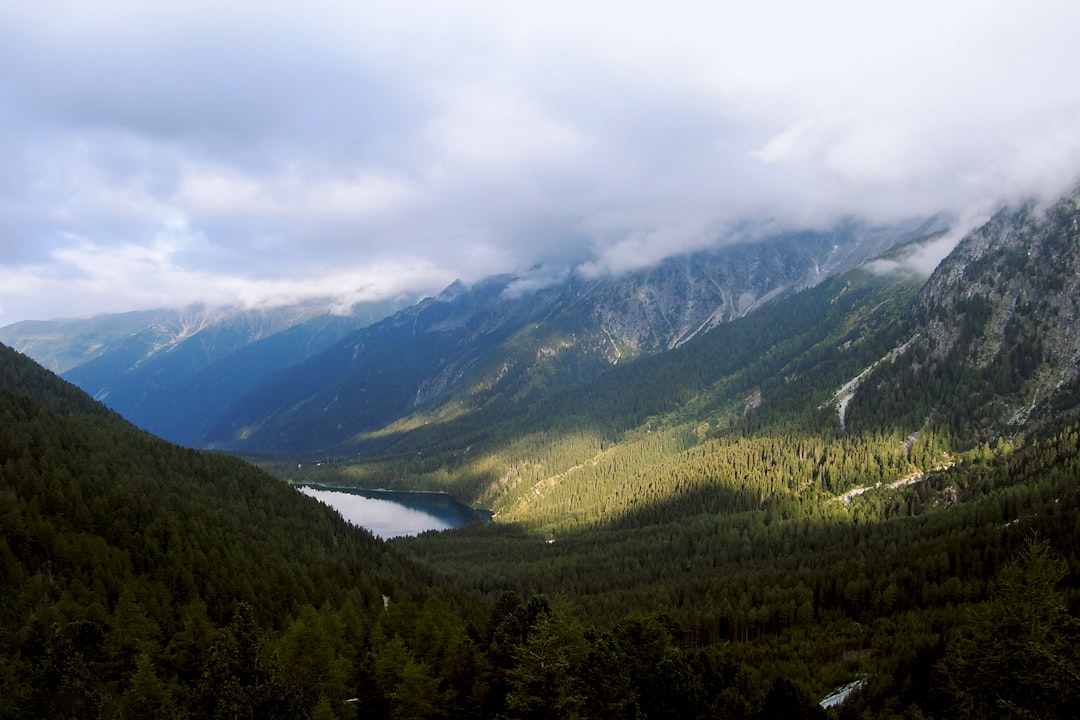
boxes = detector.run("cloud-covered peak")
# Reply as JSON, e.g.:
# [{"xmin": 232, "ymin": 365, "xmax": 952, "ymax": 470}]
[{"xmin": 2, "ymin": 1, "xmax": 1079, "ymax": 324}]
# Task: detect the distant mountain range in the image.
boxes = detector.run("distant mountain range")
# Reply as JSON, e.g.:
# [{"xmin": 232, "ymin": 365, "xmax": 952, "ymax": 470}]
[
  {"xmin": 0, "ymin": 217, "xmax": 941, "ymax": 453},
  {"xmin": 0, "ymin": 298, "xmax": 407, "ymax": 446}
]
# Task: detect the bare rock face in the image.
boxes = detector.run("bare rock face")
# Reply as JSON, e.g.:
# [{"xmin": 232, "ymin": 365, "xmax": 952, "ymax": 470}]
[
  {"xmin": 588, "ymin": 221, "xmax": 933, "ymax": 352},
  {"xmin": 903, "ymin": 193, "xmax": 1080, "ymax": 434}
]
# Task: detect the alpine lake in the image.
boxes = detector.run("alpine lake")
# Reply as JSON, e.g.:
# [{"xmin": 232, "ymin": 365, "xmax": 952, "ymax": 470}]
[{"xmin": 298, "ymin": 484, "xmax": 492, "ymax": 539}]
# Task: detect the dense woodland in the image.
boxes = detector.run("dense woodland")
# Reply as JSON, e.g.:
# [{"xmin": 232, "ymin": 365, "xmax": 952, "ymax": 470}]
[{"xmin": 4, "ymin": 226, "xmax": 1080, "ymax": 717}]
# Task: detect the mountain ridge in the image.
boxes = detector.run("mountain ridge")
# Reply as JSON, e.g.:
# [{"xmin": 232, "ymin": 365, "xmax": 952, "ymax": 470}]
[
  {"xmin": 202, "ymin": 220, "xmax": 940, "ymax": 454},
  {"xmin": 3, "ymin": 193, "xmax": 1080, "ymax": 718},
  {"xmin": 0, "ymin": 298, "xmax": 408, "ymax": 445},
  {"xmin": 843, "ymin": 194, "xmax": 1080, "ymax": 444},
  {"xmin": 1, "ymin": 218, "xmax": 940, "ymax": 452}
]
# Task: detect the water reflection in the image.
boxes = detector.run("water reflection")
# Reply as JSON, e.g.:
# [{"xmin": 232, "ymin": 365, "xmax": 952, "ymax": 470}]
[{"xmin": 299, "ymin": 486, "xmax": 459, "ymax": 539}]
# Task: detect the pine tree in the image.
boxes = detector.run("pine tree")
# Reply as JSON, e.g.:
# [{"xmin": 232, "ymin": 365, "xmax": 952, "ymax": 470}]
[{"xmin": 938, "ymin": 537, "xmax": 1080, "ymax": 719}]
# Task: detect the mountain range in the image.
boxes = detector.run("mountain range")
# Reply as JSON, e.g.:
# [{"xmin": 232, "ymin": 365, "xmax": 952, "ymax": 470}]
[
  {"xmin": 0, "ymin": 298, "xmax": 407, "ymax": 447},
  {"xmin": 11, "ymin": 191, "xmax": 1080, "ymax": 527},
  {"xmin": 5, "ymin": 195, "xmax": 1079, "ymax": 509},
  {"xmin": 166, "ymin": 189, "xmax": 1080, "ymax": 532},
  {"xmin": 1, "ymin": 217, "xmax": 941, "ymax": 454},
  {"xmin": 2, "ymin": 190, "xmax": 1080, "ymax": 717}
]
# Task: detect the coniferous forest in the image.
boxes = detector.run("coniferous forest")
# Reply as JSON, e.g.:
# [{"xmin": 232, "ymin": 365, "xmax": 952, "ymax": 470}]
[{"xmin": 4, "ymin": 204, "xmax": 1080, "ymax": 718}]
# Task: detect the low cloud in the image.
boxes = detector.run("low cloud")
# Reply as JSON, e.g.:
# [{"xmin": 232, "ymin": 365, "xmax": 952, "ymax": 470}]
[
  {"xmin": 0, "ymin": 238, "xmax": 452, "ymax": 323},
  {"xmin": 501, "ymin": 265, "xmax": 571, "ymax": 299},
  {"xmin": 865, "ymin": 216, "xmax": 988, "ymax": 279},
  {"xmin": 2, "ymin": 1, "xmax": 1080, "ymax": 324}
]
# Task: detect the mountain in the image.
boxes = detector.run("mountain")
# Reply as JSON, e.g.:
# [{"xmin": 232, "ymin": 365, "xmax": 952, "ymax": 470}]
[
  {"xmin": 203, "ymin": 219, "xmax": 941, "ymax": 455},
  {"xmin": 1, "ymin": 219, "xmax": 937, "ymax": 453},
  {"xmin": 0, "ymin": 340, "xmax": 453, "ymax": 716},
  {"xmin": 844, "ymin": 192, "xmax": 1080, "ymax": 443},
  {"xmin": 3, "ymin": 193, "xmax": 1080, "ymax": 718},
  {"xmin": 315, "ymin": 251, "xmax": 928, "ymax": 515},
  {"xmin": 0, "ymin": 298, "xmax": 406, "ymax": 446},
  {"xmin": 304, "ymin": 194, "xmax": 1080, "ymax": 515},
  {"xmin": 389, "ymin": 194, "xmax": 1080, "ymax": 718}
]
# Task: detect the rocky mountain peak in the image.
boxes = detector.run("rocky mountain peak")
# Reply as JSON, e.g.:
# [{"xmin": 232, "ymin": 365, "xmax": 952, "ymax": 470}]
[{"xmin": 855, "ymin": 195, "xmax": 1080, "ymax": 441}]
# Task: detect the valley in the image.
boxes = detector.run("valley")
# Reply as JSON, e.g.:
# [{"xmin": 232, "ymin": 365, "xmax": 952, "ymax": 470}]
[
  {"xmin": 4, "ymin": 2, "xmax": 1079, "ymax": 716},
  {"xmin": 1, "ymin": 197, "xmax": 1079, "ymax": 717}
]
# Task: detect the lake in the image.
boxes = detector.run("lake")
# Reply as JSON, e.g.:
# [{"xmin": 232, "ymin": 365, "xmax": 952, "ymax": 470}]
[{"xmin": 298, "ymin": 484, "xmax": 491, "ymax": 539}]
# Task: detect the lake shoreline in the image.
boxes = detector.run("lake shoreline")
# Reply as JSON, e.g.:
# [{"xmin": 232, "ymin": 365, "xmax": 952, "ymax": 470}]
[{"xmin": 297, "ymin": 484, "xmax": 492, "ymax": 538}]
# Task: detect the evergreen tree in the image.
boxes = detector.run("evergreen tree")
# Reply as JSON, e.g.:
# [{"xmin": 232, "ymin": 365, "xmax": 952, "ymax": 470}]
[{"xmin": 938, "ymin": 537, "xmax": 1080, "ymax": 719}]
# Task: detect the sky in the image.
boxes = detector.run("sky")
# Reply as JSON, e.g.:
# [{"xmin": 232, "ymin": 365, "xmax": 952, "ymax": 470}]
[{"xmin": 2, "ymin": 0, "xmax": 1080, "ymax": 325}]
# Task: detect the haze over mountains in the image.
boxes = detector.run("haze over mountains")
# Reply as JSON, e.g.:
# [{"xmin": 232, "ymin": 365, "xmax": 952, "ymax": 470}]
[
  {"xmin": 6, "ymin": 191, "xmax": 1080, "ymax": 506},
  {"xmin": 0, "ymin": 298, "xmax": 407, "ymax": 447}
]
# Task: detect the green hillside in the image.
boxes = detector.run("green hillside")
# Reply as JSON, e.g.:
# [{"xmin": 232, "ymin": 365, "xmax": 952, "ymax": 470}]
[
  {"xmin": 287, "ymin": 265, "xmax": 926, "ymax": 514},
  {"xmin": 267, "ymin": 199, "xmax": 1080, "ymax": 717},
  {"xmin": 4, "ymin": 200, "xmax": 1080, "ymax": 717},
  {"xmin": 0, "ymin": 343, "xmax": 453, "ymax": 717}
]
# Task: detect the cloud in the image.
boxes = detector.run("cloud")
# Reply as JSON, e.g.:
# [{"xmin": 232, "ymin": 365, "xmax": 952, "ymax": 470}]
[
  {"xmin": 866, "ymin": 231, "xmax": 970, "ymax": 279},
  {"xmin": 501, "ymin": 265, "xmax": 572, "ymax": 299},
  {"xmin": 0, "ymin": 233, "xmax": 454, "ymax": 323},
  {"xmin": 2, "ymin": 0, "xmax": 1080, "ymax": 324}
]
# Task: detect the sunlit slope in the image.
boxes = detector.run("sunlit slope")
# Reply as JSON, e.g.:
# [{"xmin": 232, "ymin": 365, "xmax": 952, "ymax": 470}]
[
  {"xmin": 294, "ymin": 196, "xmax": 1080, "ymax": 531},
  {"xmin": 401, "ymin": 420, "xmax": 1080, "ymax": 654},
  {"xmin": 290, "ymin": 264, "xmax": 927, "ymax": 523}
]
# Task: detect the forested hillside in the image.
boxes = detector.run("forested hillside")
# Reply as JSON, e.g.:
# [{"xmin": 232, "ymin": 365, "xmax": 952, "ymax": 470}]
[
  {"xmin": 278, "ymin": 196, "xmax": 1080, "ymax": 717},
  {"xmin": 5, "ymin": 335, "xmax": 1079, "ymax": 717},
  {"xmin": 0, "ymin": 342, "xmax": 447, "ymax": 717},
  {"xmin": 4, "ymin": 197, "xmax": 1080, "ymax": 717}
]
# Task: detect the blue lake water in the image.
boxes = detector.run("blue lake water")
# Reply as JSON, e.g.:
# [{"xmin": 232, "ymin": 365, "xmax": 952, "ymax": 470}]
[{"xmin": 298, "ymin": 485, "xmax": 489, "ymax": 539}]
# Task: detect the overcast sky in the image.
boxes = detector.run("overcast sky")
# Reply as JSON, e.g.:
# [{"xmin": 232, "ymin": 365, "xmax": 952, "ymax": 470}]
[{"xmin": 2, "ymin": 1, "xmax": 1080, "ymax": 325}]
